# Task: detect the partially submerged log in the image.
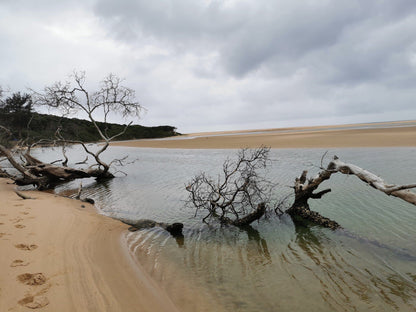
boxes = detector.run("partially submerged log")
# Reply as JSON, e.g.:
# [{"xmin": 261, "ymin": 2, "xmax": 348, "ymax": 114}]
[
  {"xmin": 287, "ymin": 156, "xmax": 416, "ymax": 229},
  {"xmin": 121, "ymin": 218, "xmax": 184, "ymax": 237},
  {"xmin": 219, "ymin": 203, "xmax": 267, "ymax": 227}
]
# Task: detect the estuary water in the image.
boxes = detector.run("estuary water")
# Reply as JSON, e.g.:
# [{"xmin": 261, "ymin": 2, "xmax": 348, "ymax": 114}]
[{"xmin": 37, "ymin": 146, "xmax": 416, "ymax": 311}]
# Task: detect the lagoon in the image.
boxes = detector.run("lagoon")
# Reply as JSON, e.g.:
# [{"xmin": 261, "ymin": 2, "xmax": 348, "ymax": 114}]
[{"xmin": 40, "ymin": 146, "xmax": 416, "ymax": 311}]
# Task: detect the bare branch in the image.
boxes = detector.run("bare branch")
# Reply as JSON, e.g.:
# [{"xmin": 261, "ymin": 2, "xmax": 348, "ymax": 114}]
[
  {"xmin": 31, "ymin": 71, "xmax": 143, "ymax": 179},
  {"xmin": 288, "ymin": 155, "xmax": 416, "ymax": 230},
  {"xmin": 75, "ymin": 156, "xmax": 88, "ymax": 165},
  {"xmin": 186, "ymin": 147, "xmax": 275, "ymax": 226},
  {"xmin": 329, "ymin": 158, "xmax": 416, "ymax": 205}
]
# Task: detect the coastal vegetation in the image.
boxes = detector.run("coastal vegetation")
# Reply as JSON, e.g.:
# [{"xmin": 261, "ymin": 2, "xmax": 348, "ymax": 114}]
[{"xmin": 0, "ymin": 91, "xmax": 177, "ymax": 145}]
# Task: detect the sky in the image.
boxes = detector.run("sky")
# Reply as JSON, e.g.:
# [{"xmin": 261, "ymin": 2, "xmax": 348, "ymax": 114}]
[{"xmin": 1, "ymin": 0, "xmax": 416, "ymax": 133}]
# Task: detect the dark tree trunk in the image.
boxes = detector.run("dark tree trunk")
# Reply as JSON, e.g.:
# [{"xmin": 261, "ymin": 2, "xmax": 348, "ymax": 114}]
[
  {"xmin": 286, "ymin": 169, "xmax": 341, "ymax": 230},
  {"xmin": 231, "ymin": 203, "xmax": 266, "ymax": 227},
  {"xmin": 1, "ymin": 144, "xmax": 114, "ymax": 189},
  {"xmin": 287, "ymin": 156, "xmax": 416, "ymax": 229}
]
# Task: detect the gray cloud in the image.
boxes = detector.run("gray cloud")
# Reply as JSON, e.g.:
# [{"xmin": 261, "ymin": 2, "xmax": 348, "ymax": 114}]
[
  {"xmin": 1, "ymin": 0, "xmax": 416, "ymax": 132},
  {"xmin": 93, "ymin": 0, "xmax": 416, "ymax": 78}
]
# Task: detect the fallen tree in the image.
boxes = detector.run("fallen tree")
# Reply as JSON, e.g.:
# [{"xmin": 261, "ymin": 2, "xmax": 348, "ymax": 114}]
[
  {"xmin": 0, "ymin": 72, "xmax": 143, "ymax": 189},
  {"xmin": 186, "ymin": 148, "xmax": 416, "ymax": 230},
  {"xmin": 287, "ymin": 155, "xmax": 416, "ymax": 229},
  {"xmin": 186, "ymin": 147, "xmax": 276, "ymax": 227},
  {"xmin": 120, "ymin": 218, "xmax": 184, "ymax": 237}
]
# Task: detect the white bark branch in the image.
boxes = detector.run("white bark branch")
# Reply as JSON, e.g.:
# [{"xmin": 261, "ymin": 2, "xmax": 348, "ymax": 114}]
[{"xmin": 329, "ymin": 158, "xmax": 416, "ymax": 205}]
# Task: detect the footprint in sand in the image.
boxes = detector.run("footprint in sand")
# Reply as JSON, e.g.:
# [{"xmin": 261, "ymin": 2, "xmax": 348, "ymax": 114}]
[
  {"xmin": 20, "ymin": 211, "xmax": 29, "ymax": 215},
  {"xmin": 17, "ymin": 273, "xmax": 47, "ymax": 286},
  {"xmin": 18, "ymin": 295, "xmax": 49, "ymax": 309},
  {"xmin": 0, "ymin": 213, "xmax": 7, "ymax": 216},
  {"xmin": 15, "ymin": 224, "xmax": 26, "ymax": 229},
  {"xmin": 14, "ymin": 204, "xmax": 24, "ymax": 207},
  {"xmin": 15, "ymin": 244, "xmax": 38, "ymax": 251},
  {"xmin": 11, "ymin": 217, "xmax": 23, "ymax": 223},
  {"xmin": 0, "ymin": 232, "xmax": 7, "ymax": 238},
  {"xmin": 0, "ymin": 223, "xmax": 4, "ymax": 225},
  {"xmin": 11, "ymin": 259, "xmax": 30, "ymax": 267}
]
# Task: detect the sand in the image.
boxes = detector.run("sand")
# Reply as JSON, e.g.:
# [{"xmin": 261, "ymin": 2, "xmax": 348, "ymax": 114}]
[
  {"xmin": 111, "ymin": 121, "xmax": 416, "ymax": 149},
  {"xmin": 0, "ymin": 178, "xmax": 179, "ymax": 312}
]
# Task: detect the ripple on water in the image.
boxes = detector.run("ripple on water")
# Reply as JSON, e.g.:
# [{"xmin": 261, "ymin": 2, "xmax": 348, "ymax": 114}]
[{"xmin": 38, "ymin": 146, "xmax": 416, "ymax": 312}]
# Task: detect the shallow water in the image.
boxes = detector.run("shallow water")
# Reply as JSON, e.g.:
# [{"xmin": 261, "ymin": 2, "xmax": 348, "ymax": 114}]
[{"xmin": 35, "ymin": 146, "xmax": 416, "ymax": 311}]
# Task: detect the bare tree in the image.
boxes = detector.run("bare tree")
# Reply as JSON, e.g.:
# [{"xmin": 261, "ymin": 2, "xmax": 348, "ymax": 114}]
[
  {"xmin": 187, "ymin": 148, "xmax": 416, "ymax": 230},
  {"xmin": 0, "ymin": 72, "xmax": 143, "ymax": 189},
  {"xmin": 32, "ymin": 71, "xmax": 143, "ymax": 176},
  {"xmin": 186, "ymin": 147, "xmax": 276, "ymax": 227},
  {"xmin": 287, "ymin": 155, "xmax": 416, "ymax": 229}
]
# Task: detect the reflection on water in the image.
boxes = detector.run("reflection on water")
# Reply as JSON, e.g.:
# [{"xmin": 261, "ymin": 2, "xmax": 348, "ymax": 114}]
[{"xmin": 33, "ymin": 146, "xmax": 416, "ymax": 312}]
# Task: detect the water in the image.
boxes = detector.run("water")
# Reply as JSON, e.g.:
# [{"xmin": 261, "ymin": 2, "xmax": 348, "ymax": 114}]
[{"xmin": 34, "ymin": 146, "xmax": 416, "ymax": 311}]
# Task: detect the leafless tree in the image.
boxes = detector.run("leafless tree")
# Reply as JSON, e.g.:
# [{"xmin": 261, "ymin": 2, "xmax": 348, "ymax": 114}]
[
  {"xmin": 186, "ymin": 147, "xmax": 276, "ymax": 227},
  {"xmin": 32, "ymin": 71, "xmax": 143, "ymax": 175},
  {"xmin": 287, "ymin": 155, "xmax": 416, "ymax": 229},
  {"xmin": 187, "ymin": 148, "xmax": 416, "ymax": 230},
  {"xmin": 0, "ymin": 72, "xmax": 143, "ymax": 189}
]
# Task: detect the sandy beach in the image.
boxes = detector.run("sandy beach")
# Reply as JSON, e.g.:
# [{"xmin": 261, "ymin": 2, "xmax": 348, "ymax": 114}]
[
  {"xmin": 0, "ymin": 178, "xmax": 178, "ymax": 312},
  {"xmin": 111, "ymin": 121, "xmax": 416, "ymax": 149}
]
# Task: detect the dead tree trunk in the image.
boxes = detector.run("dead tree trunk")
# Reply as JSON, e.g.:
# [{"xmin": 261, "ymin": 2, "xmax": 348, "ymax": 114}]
[
  {"xmin": 221, "ymin": 203, "xmax": 267, "ymax": 227},
  {"xmin": 286, "ymin": 169, "xmax": 340, "ymax": 229},
  {"xmin": 0, "ymin": 143, "xmax": 114, "ymax": 189},
  {"xmin": 287, "ymin": 156, "xmax": 416, "ymax": 229}
]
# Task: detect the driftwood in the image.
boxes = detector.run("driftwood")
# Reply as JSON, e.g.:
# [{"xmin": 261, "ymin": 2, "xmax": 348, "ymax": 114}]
[
  {"xmin": 0, "ymin": 168, "xmax": 10, "ymax": 178},
  {"xmin": 287, "ymin": 156, "xmax": 416, "ymax": 229},
  {"xmin": 0, "ymin": 144, "xmax": 114, "ymax": 189},
  {"xmin": 218, "ymin": 203, "xmax": 267, "ymax": 227},
  {"xmin": 120, "ymin": 218, "xmax": 184, "ymax": 237},
  {"xmin": 14, "ymin": 190, "xmax": 35, "ymax": 200},
  {"xmin": 75, "ymin": 183, "xmax": 82, "ymax": 200},
  {"xmin": 329, "ymin": 157, "xmax": 416, "ymax": 205}
]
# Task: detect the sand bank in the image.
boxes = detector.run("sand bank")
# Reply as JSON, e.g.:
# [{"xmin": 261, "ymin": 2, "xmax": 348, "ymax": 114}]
[
  {"xmin": 0, "ymin": 179, "xmax": 179, "ymax": 312},
  {"xmin": 112, "ymin": 122, "xmax": 416, "ymax": 149}
]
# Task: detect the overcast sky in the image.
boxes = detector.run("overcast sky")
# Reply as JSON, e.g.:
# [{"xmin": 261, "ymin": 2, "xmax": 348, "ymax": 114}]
[{"xmin": 1, "ymin": 0, "xmax": 416, "ymax": 133}]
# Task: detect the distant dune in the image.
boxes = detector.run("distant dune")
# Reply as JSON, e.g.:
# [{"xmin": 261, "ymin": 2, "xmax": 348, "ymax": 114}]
[{"xmin": 112, "ymin": 120, "xmax": 416, "ymax": 149}]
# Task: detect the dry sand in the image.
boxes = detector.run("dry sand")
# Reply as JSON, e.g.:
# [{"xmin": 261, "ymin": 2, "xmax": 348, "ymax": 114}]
[
  {"xmin": 0, "ymin": 178, "xmax": 179, "ymax": 312},
  {"xmin": 111, "ymin": 121, "xmax": 416, "ymax": 149}
]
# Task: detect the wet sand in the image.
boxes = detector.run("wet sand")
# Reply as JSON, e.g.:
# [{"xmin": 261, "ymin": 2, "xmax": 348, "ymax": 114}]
[
  {"xmin": 112, "ymin": 121, "xmax": 416, "ymax": 149},
  {"xmin": 0, "ymin": 178, "xmax": 179, "ymax": 312}
]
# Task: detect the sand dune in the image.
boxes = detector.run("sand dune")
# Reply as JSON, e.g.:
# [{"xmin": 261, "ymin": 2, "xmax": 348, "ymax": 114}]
[{"xmin": 112, "ymin": 121, "xmax": 416, "ymax": 149}]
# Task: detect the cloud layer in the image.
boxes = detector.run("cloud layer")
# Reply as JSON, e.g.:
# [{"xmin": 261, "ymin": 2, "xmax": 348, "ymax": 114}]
[{"xmin": 1, "ymin": 0, "xmax": 416, "ymax": 132}]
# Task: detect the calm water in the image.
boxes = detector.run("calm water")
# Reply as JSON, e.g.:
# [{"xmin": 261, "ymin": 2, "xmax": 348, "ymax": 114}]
[{"xmin": 35, "ymin": 146, "xmax": 416, "ymax": 311}]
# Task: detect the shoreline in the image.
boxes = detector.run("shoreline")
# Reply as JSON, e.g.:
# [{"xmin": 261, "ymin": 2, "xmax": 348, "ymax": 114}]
[
  {"xmin": 111, "ymin": 121, "xmax": 416, "ymax": 149},
  {"xmin": 0, "ymin": 178, "xmax": 179, "ymax": 312}
]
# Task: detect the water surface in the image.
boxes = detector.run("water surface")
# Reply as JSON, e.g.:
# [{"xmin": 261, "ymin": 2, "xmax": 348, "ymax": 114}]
[{"xmin": 35, "ymin": 146, "xmax": 416, "ymax": 311}]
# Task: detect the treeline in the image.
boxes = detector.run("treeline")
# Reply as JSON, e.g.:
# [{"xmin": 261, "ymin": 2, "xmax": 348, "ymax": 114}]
[{"xmin": 0, "ymin": 92, "xmax": 178, "ymax": 143}]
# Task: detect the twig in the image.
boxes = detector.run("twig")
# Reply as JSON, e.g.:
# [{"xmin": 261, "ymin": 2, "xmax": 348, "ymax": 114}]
[
  {"xmin": 75, "ymin": 182, "xmax": 82, "ymax": 200},
  {"xmin": 14, "ymin": 190, "xmax": 35, "ymax": 200},
  {"xmin": 75, "ymin": 156, "xmax": 88, "ymax": 165}
]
